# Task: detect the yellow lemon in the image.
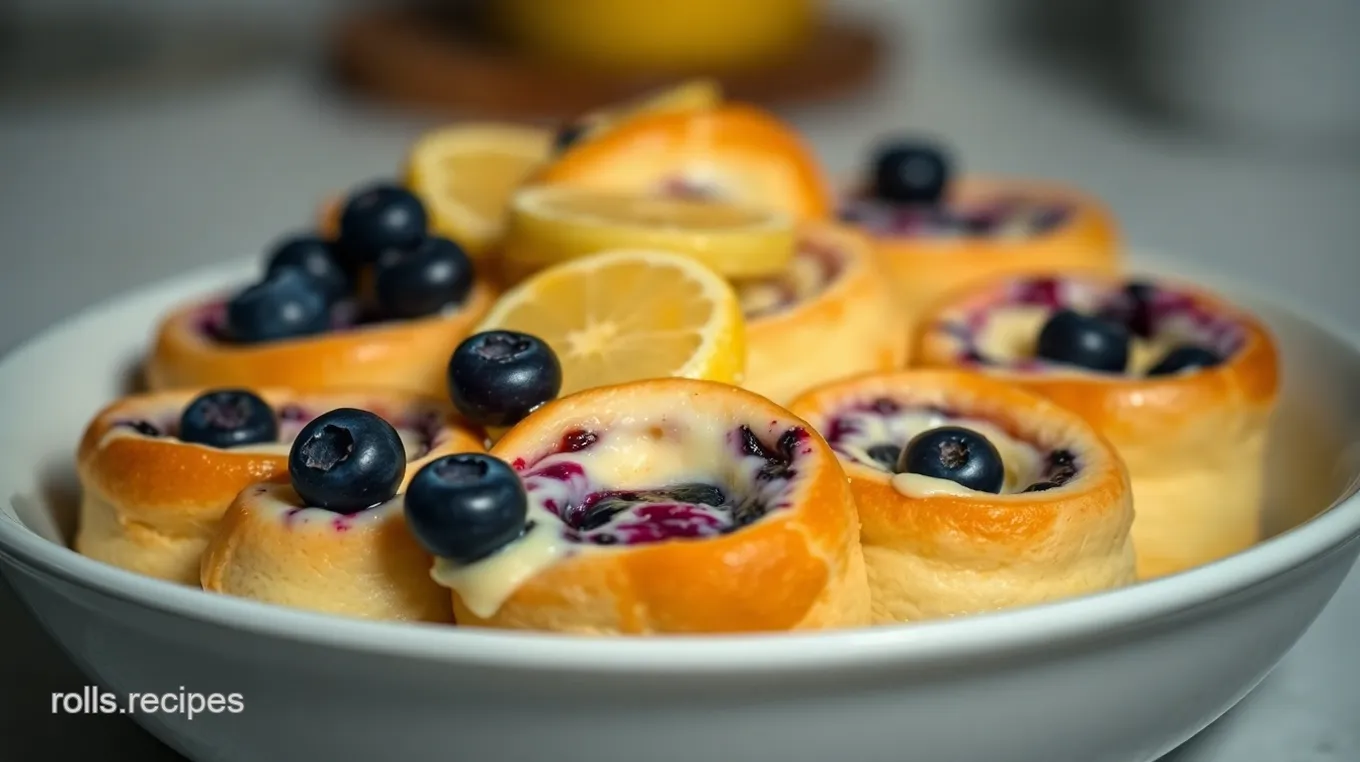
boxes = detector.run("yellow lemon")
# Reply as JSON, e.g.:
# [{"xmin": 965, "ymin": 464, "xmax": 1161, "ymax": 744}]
[
  {"xmin": 404, "ymin": 123, "xmax": 554, "ymax": 258},
  {"xmin": 501, "ymin": 185, "xmax": 795, "ymax": 283},
  {"xmin": 474, "ymin": 249, "xmax": 746, "ymax": 396}
]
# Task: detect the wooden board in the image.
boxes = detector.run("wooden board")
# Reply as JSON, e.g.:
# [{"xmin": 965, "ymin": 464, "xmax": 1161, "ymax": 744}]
[{"xmin": 328, "ymin": 4, "xmax": 889, "ymax": 120}]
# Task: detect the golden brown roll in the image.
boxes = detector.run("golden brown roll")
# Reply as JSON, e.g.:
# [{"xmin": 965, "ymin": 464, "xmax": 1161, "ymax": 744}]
[
  {"xmin": 911, "ymin": 272, "xmax": 1280, "ymax": 578},
  {"xmin": 76, "ymin": 387, "xmax": 482, "ymax": 586},
  {"xmin": 145, "ymin": 281, "xmax": 496, "ymax": 398},
  {"xmin": 200, "ymin": 483, "xmax": 455, "ymax": 623},
  {"xmin": 789, "ymin": 369, "xmax": 1135, "ymax": 623},
  {"xmin": 841, "ymin": 176, "xmax": 1120, "ymax": 326},
  {"xmin": 532, "ymin": 103, "xmax": 835, "ymax": 220},
  {"xmin": 424, "ymin": 378, "xmax": 871, "ymax": 634},
  {"xmin": 734, "ymin": 222, "xmax": 908, "ymax": 404}
]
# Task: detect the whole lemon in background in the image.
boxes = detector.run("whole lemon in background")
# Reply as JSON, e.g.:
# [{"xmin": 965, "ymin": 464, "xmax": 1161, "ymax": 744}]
[{"xmin": 488, "ymin": 0, "xmax": 821, "ymax": 73}]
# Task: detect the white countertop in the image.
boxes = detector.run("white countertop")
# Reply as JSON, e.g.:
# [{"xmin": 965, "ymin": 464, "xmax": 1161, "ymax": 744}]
[{"xmin": 1, "ymin": 1, "xmax": 1357, "ymax": 759}]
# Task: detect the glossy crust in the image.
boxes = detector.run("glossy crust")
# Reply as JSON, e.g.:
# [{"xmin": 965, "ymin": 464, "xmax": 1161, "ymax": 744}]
[
  {"xmin": 145, "ymin": 282, "xmax": 497, "ymax": 398},
  {"xmin": 452, "ymin": 378, "xmax": 871, "ymax": 634},
  {"xmin": 200, "ymin": 484, "xmax": 455, "ymax": 623},
  {"xmin": 532, "ymin": 104, "xmax": 834, "ymax": 220},
  {"xmin": 911, "ymin": 274, "xmax": 1280, "ymax": 578},
  {"xmin": 742, "ymin": 222, "xmax": 908, "ymax": 404},
  {"xmin": 788, "ymin": 369, "xmax": 1135, "ymax": 623},
  {"xmin": 76, "ymin": 387, "xmax": 484, "ymax": 586},
  {"xmin": 858, "ymin": 176, "xmax": 1120, "ymax": 326}
]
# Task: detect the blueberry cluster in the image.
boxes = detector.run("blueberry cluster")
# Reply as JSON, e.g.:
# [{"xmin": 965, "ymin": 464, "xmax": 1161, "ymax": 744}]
[
  {"xmin": 157, "ymin": 322, "xmax": 566, "ymax": 563},
  {"xmin": 224, "ymin": 183, "xmax": 475, "ymax": 344},
  {"xmin": 1033, "ymin": 283, "xmax": 1223, "ymax": 376},
  {"xmin": 398, "ymin": 329, "xmax": 564, "ymax": 562}
]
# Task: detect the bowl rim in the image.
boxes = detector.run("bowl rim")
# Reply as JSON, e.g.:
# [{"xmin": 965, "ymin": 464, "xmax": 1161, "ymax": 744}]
[{"xmin": 3, "ymin": 252, "xmax": 1360, "ymax": 675}]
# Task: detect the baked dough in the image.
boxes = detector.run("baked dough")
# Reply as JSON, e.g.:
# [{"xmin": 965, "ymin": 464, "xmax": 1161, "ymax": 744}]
[
  {"xmin": 736, "ymin": 222, "xmax": 907, "ymax": 404},
  {"xmin": 76, "ymin": 387, "xmax": 482, "ymax": 586},
  {"xmin": 146, "ymin": 281, "xmax": 496, "ymax": 398},
  {"xmin": 201, "ymin": 483, "xmax": 456, "ymax": 623},
  {"xmin": 789, "ymin": 368, "xmax": 1135, "ymax": 622},
  {"xmin": 532, "ymin": 104, "xmax": 834, "ymax": 220},
  {"xmin": 911, "ymin": 273, "xmax": 1280, "ymax": 578},
  {"xmin": 843, "ymin": 176, "xmax": 1119, "ymax": 327},
  {"xmin": 430, "ymin": 378, "xmax": 871, "ymax": 634}
]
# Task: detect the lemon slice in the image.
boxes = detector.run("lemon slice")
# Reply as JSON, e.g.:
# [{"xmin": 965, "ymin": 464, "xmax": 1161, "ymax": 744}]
[
  {"xmin": 501, "ymin": 186, "xmax": 796, "ymax": 282},
  {"xmin": 404, "ymin": 123, "xmax": 554, "ymax": 258},
  {"xmin": 474, "ymin": 249, "xmax": 746, "ymax": 396}
]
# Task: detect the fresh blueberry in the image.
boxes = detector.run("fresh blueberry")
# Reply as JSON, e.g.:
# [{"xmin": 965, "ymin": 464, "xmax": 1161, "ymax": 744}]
[
  {"xmin": 896, "ymin": 425, "xmax": 1005, "ymax": 493},
  {"xmin": 1035, "ymin": 309, "xmax": 1130, "ymax": 373},
  {"xmin": 448, "ymin": 330, "xmax": 562, "ymax": 427},
  {"xmin": 1147, "ymin": 345, "xmax": 1221, "ymax": 376},
  {"xmin": 871, "ymin": 140, "xmax": 952, "ymax": 204},
  {"xmin": 225, "ymin": 268, "xmax": 331, "ymax": 344},
  {"xmin": 288, "ymin": 408, "xmax": 406, "ymax": 514},
  {"xmin": 1124, "ymin": 280, "xmax": 1156, "ymax": 305},
  {"xmin": 374, "ymin": 236, "xmax": 475, "ymax": 319},
  {"xmin": 179, "ymin": 389, "xmax": 278, "ymax": 448},
  {"xmin": 553, "ymin": 122, "xmax": 590, "ymax": 153},
  {"xmin": 1116, "ymin": 280, "xmax": 1158, "ymax": 338},
  {"xmin": 866, "ymin": 443, "xmax": 902, "ymax": 470},
  {"xmin": 264, "ymin": 234, "xmax": 350, "ymax": 302},
  {"xmin": 336, "ymin": 183, "xmax": 428, "ymax": 267},
  {"xmin": 575, "ymin": 484, "xmax": 729, "ymax": 532},
  {"xmin": 404, "ymin": 453, "xmax": 529, "ymax": 564},
  {"xmin": 125, "ymin": 420, "xmax": 162, "ymax": 437},
  {"xmin": 1023, "ymin": 481, "xmax": 1058, "ymax": 493}
]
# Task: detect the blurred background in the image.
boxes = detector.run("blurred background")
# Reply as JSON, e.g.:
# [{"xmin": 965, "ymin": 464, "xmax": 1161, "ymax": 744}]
[{"xmin": 1, "ymin": 0, "xmax": 1358, "ymax": 759}]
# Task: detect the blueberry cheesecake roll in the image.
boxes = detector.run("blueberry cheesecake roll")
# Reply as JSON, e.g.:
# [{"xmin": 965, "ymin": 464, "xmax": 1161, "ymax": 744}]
[
  {"xmin": 148, "ymin": 182, "xmax": 496, "ymax": 398},
  {"xmin": 839, "ymin": 139, "xmax": 1119, "ymax": 324},
  {"xmin": 405, "ymin": 378, "xmax": 871, "ymax": 634},
  {"xmin": 789, "ymin": 369, "xmax": 1135, "ymax": 623},
  {"xmin": 75, "ymin": 388, "xmax": 482, "ymax": 586},
  {"xmin": 733, "ymin": 222, "xmax": 908, "ymax": 404},
  {"xmin": 912, "ymin": 273, "xmax": 1280, "ymax": 578},
  {"xmin": 199, "ymin": 409, "xmax": 471, "ymax": 622}
]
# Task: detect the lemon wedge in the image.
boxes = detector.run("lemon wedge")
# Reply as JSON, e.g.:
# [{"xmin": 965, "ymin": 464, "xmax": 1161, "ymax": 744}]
[
  {"xmin": 501, "ymin": 186, "xmax": 795, "ymax": 283},
  {"xmin": 474, "ymin": 249, "xmax": 746, "ymax": 396},
  {"xmin": 404, "ymin": 123, "xmax": 554, "ymax": 258}
]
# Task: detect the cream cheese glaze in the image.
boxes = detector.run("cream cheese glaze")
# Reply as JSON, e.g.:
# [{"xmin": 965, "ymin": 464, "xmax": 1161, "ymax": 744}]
[
  {"xmin": 431, "ymin": 418, "xmax": 811, "ymax": 618},
  {"xmin": 830, "ymin": 407, "xmax": 1042, "ymax": 497},
  {"xmin": 822, "ymin": 398, "xmax": 1081, "ymax": 498},
  {"xmin": 941, "ymin": 276, "xmax": 1247, "ymax": 375}
]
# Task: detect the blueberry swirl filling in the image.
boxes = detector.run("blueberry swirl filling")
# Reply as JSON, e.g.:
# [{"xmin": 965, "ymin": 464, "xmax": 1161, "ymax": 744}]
[
  {"xmin": 939, "ymin": 276, "xmax": 1246, "ymax": 376},
  {"xmin": 840, "ymin": 196, "xmax": 1071, "ymax": 240},
  {"xmin": 411, "ymin": 420, "xmax": 816, "ymax": 618},
  {"xmin": 517, "ymin": 423, "xmax": 809, "ymax": 546},
  {"xmin": 842, "ymin": 139, "xmax": 1072, "ymax": 241},
  {"xmin": 735, "ymin": 237, "xmax": 845, "ymax": 319},
  {"xmin": 824, "ymin": 397, "xmax": 1080, "ymax": 494}
]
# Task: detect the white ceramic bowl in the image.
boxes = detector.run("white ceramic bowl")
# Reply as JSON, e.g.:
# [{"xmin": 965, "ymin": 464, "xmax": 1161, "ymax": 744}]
[{"xmin": 2, "ymin": 256, "xmax": 1359, "ymax": 762}]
